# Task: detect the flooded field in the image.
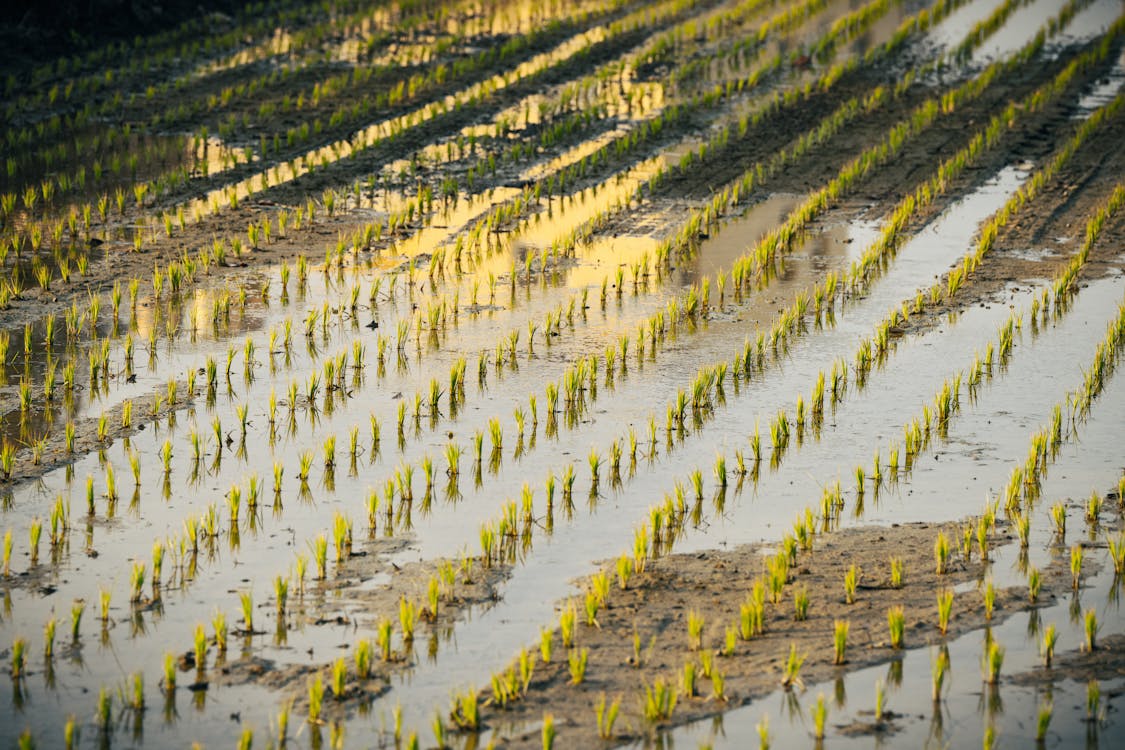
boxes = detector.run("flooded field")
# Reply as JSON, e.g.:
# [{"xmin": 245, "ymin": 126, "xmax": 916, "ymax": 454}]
[{"xmin": 2, "ymin": 0, "xmax": 1125, "ymax": 747}]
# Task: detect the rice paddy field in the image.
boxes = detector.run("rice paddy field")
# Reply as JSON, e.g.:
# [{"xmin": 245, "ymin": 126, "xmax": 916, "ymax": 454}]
[{"xmin": 3, "ymin": 0, "xmax": 1125, "ymax": 746}]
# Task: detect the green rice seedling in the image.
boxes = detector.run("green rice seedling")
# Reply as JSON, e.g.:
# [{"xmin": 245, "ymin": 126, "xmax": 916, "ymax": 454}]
[
  {"xmin": 130, "ymin": 671, "xmax": 144, "ymax": 711},
  {"xmin": 130, "ymin": 561, "xmax": 145, "ymax": 603},
  {"xmin": 29, "ymin": 518, "xmax": 42, "ymax": 564},
  {"xmin": 399, "ymin": 597, "xmax": 417, "ymax": 642},
  {"xmin": 377, "ymin": 618, "xmax": 393, "ymax": 661},
  {"xmin": 70, "ymin": 601, "xmax": 84, "ymax": 642},
  {"xmin": 193, "ymin": 623, "xmax": 207, "ymax": 672},
  {"xmin": 1043, "ymin": 624, "xmax": 1058, "ymax": 667},
  {"xmin": 10, "ymin": 636, "xmax": 28, "ymax": 679},
  {"xmin": 1028, "ymin": 566, "xmax": 1041, "ymax": 603},
  {"xmin": 642, "ymin": 677, "xmax": 677, "ymax": 722},
  {"xmin": 937, "ymin": 590, "xmax": 953, "ymax": 635},
  {"xmin": 560, "ymin": 601, "xmax": 577, "ymax": 647},
  {"xmin": 681, "ymin": 660, "xmax": 697, "ymax": 697},
  {"xmin": 451, "ymin": 689, "xmax": 479, "ymax": 731},
  {"xmin": 331, "ymin": 657, "xmax": 347, "ymax": 699},
  {"xmin": 934, "ymin": 532, "xmax": 950, "ymax": 574},
  {"xmin": 595, "ymin": 693, "xmax": 620, "ymax": 739},
  {"xmin": 984, "ymin": 641, "xmax": 1004, "ymax": 684},
  {"xmin": 568, "ymin": 648, "xmax": 588, "ymax": 684},
  {"xmin": 1050, "ymin": 502, "xmax": 1066, "ymax": 540},
  {"xmin": 1087, "ymin": 491, "xmax": 1103, "ymax": 525},
  {"xmin": 540, "ymin": 628, "xmax": 552, "ymax": 664},
  {"xmin": 983, "ymin": 581, "xmax": 996, "ymax": 621},
  {"xmin": 714, "ymin": 454, "xmax": 727, "ymax": 488},
  {"xmin": 794, "ymin": 585, "xmax": 809, "ymax": 621},
  {"xmin": 163, "ymin": 652, "xmax": 176, "ymax": 692},
  {"xmin": 932, "ymin": 649, "xmax": 949, "ymax": 701},
  {"xmin": 709, "ymin": 667, "xmax": 727, "ymax": 702},
  {"xmin": 766, "ymin": 554, "xmax": 788, "ymax": 603},
  {"xmin": 99, "ymin": 589, "xmax": 111, "ymax": 623},
  {"xmin": 1017, "ymin": 513, "xmax": 1031, "ymax": 548},
  {"xmin": 687, "ymin": 610, "xmax": 704, "ymax": 650},
  {"xmin": 1036, "ymin": 700, "xmax": 1053, "ymax": 741},
  {"xmin": 1108, "ymin": 532, "xmax": 1125, "ymax": 574},
  {"xmin": 781, "ymin": 644, "xmax": 805, "ymax": 690},
  {"xmin": 308, "ymin": 675, "xmax": 325, "ymax": 723},
  {"xmin": 1087, "ymin": 679, "xmax": 1100, "ymax": 720},
  {"xmin": 43, "ymin": 617, "xmax": 56, "ymax": 658},
  {"xmin": 542, "ymin": 712, "xmax": 555, "ymax": 750},
  {"xmin": 1, "ymin": 529, "xmax": 11, "ymax": 576},
  {"xmin": 239, "ymin": 592, "xmax": 254, "ymax": 633},
  {"xmin": 724, "ymin": 626, "xmax": 737, "ymax": 657},
  {"xmin": 1084, "ymin": 608, "xmax": 1098, "ymax": 651},
  {"xmin": 310, "ymin": 534, "xmax": 328, "ymax": 579},
  {"xmin": 811, "ymin": 693, "xmax": 828, "ymax": 739},
  {"xmin": 834, "ymin": 620, "xmax": 849, "ymax": 665},
  {"xmin": 699, "ymin": 650, "xmax": 714, "ymax": 679},
  {"xmin": 213, "ymin": 610, "xmax": 228, "ymax": 654},
  {"xmin": 888, "ymin": 606, "xmax": 905, "ymax": 648},
  {"xmin": 844, "ymin": 564, "xmax": 860, "ymax": 604},
  {"xmin": 972, "ymin": 519, "xmax": 990, "ymax": 559},
  {"xmin": 616, "ymin": 556, "xmax": 633, "ymax": 590},
  {"xmin": 103, "ymin": 463, "xmax": 117, "ymax": 503},
  {"xmin": 1071, "ymin": 544, "xmax": 1083, "ymax": 590},
  {"xmin": 584, "ymin": 590, "xmax": 600, "ymax": 627}
]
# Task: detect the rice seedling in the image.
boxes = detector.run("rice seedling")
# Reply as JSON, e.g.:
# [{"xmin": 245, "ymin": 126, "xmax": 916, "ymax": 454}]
[
  {"xmin": 568, "ymin": 648, "xmax": 588, "ymax": 684},
  {"xmin": 934, "ymin": 531, "xmax": 950, "ymax": 574},
  {"xmin": 687, "ymin": 610, "xmax": 705, "ymax": 650},
  {"xmin": 983, "ymin": 640, "xmax": 1004, "ymax": 684},
  {"xmin": 1071, "ymin": 544, "xmax": 1083, "ymax": 589},
  {"xmin": 765, "ymin": 554, "xmax": 788, "ymax": 603},
  {"xmin": 794, "ymin": 585, "xmax": 809, "ymax": 621},
  {"xmin": 679, "ymin": 659, "xmax": 698, "ymax": 698},
  {"xmin": 1109, "ymin": 532, "xmax": 1125, "ymax": 574},
  {"xmin": 377, "ymin": 618, "xmax": 393, "ymax": 661},
  {"xmin": 1050, "ymin": 501, "xmax": 1066, "ymax": 540},
  {"xmin": 595, "ymin": 693, "xmax": 620, "ymax": 739},
  {"xmin": 1028, "ymin": 566, "xmax": 1041, "ymax": 603},
  {"xmin": 937, "ymin": 590, "xmax": 953, "ymax": 635},
  {"xmin": 70, "ymin": 601, "xmax": 84, "ymax": 643},
  {"xmin": 983, "ymin": 580, "xmax": 996, "ymax": 621},
  {"xmin": 399, "ymin": 597, "xmax": 417, "ymax": 642},
  {"xmin": 43, "ymin": 616, "xmax": 56, "ymax": 659},
  {"xmin": 642, "ymin": 677, "xmax": 677, "ymax": 722},
  {"xmin": 129, "ymin": 561, "xmax": 145, "ymax": 603},
  {"xmin": 888, "ymin": 606, "xmax": 905, "ymax": 649},
  {"xmin": 1043, "ymin": 624, "xmax": 1058, "ymax": 667},
  {"xmin": 1086, "ymin": 490, "xmax": 1103, "ymax": 525},
  {"xmin": 1084, "ymin": 608, "xmax": 1098, "ymax": 651},
  {"xmin": 560, "ymin": 601, "xmax": 577, "ymax": 648},
  {"xmin": 310, "ymin": 534, "xmax": 328, "ymax": 580},
  {"xmin": 844, "ymin": 564, "xmax": 860, "ymax": 604},
  {"xmin": 811, "ymin": 693, "xmax": 827, "ymax": 739},
  {"xmin": 193, "ymin": 623, "xmax": 208, "ymax": 673},
  {"xmin": 781, "ymin": 644, "xmax": 805, "ymax": 691},
  {"xmin": 308, "ymin": 675, "xmax": 325, "ymax": 723},
  {"xmin": 833, "ymin": 620, "xmax": 849, "ymax": 665}
]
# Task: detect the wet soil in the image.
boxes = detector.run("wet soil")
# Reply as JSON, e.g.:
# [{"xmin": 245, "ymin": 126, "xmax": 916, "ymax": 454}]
[{"xmin": 464, "ymin": 517, "xmax": 1084, "ymax": 747}]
